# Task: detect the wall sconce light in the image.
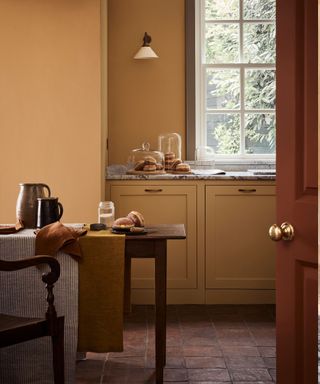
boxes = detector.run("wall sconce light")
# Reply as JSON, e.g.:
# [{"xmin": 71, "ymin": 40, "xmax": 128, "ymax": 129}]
[{"xmin": 134, "ymin": 32, "xmax": 159, "ymax": 60}]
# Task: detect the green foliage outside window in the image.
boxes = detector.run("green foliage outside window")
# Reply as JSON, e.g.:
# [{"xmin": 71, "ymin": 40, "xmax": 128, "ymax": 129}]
[{"xmin": 204, "ymin": 0, "xmax": 276, "ymax": 155}]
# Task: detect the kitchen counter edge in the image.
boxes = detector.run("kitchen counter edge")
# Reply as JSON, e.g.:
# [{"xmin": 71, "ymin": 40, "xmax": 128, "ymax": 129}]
[{"xmin": 106, "ymin": 172, "xmax": 276, "ymax": 181}]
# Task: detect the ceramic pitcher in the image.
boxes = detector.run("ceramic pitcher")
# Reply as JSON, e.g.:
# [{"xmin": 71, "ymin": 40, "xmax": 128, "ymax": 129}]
[{"xmin": 16, "ymin": 183, "xmax": 51, "ymax": 228}]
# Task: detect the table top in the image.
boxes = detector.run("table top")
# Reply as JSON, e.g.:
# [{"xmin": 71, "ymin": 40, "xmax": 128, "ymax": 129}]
[
  {"xmin": 124, "ymin": 224, "xmax": 186, "ymax": 240},
  {"xmin": 0, "ymin": 224, "xmax": 186, "ymax": 241}
]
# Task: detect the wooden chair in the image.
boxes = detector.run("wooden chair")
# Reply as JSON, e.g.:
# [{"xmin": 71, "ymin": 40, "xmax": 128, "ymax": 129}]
[{"xmin": 0, "ymin": 255, "xmax": 65, "ymax": 384}]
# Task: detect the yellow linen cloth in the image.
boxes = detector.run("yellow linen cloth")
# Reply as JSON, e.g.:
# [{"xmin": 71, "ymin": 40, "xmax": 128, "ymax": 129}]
[{"xmin": 78, "ymin": 229, "xmax": 125, "ymax": 352}]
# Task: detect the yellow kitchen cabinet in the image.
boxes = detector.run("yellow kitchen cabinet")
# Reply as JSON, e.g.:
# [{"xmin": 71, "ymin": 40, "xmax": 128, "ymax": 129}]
[
  {"xmin": 106, "ymin": 179, "xmax": 276, "ymax": 304},
  {"xmin": 205, "ymin": 185, "xmax": 276, "ymax": 303},
  {"xmin": 109, "ymin": 184, "xmax": 198, "ymax": 303}
]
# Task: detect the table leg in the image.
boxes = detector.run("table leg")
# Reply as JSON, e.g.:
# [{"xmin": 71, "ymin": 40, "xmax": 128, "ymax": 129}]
[
  {"xmin": 124, "ymin": 254, "xmax": 132, "ymax": 313},
  {"xmin": 155, "ymin": 240, "xmax": 167, "ymax": 384}
]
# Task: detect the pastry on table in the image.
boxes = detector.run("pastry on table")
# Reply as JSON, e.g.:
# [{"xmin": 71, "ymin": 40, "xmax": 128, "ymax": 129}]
[
  {"xmin": 127, "ymin": 211, "xmax": 145, "ymax": 227},
  {"xmin": 112, "ymin": 217, "xmax": 134, "ymax": 230}
]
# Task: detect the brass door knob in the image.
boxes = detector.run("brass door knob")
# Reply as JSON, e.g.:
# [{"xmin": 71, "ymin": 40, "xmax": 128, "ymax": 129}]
[{"xmin": 269, "ymin": 222, "xmax": 295, "ymax": 241}]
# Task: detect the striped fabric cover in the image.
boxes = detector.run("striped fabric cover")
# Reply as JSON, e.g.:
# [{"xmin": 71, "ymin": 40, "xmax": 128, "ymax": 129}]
[{"xmin": 0, "ymin": 229, "xmax": 78, "ymax": 384}]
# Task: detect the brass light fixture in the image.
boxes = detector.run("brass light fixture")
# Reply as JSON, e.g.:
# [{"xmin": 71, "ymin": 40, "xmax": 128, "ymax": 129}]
[{"xmin": 134, "ymin": 32, "xmax": 159, "ymax": 60}]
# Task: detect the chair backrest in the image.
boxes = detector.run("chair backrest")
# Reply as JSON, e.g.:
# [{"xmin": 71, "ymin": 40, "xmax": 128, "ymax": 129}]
[
  {"xmin": 0, "ymin": 256, "xmax": 65, "ymax": 383},
  {"xmin": 0, "ymin": 256, "xmax": 60, "ymax": 319}
]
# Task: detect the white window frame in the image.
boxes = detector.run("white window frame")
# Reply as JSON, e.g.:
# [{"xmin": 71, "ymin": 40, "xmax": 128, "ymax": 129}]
[{"xmin": 195, "ymin": 0, "xmax": 276, "ymax": 162}]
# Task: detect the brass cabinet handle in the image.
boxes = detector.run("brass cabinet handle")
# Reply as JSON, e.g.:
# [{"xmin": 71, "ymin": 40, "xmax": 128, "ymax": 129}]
[
  {"xmin": 144, "ymin": 189, "xmax": 163, "ymax": 193},
  {"xmin": 269, "ymin": 222, "xmax": 295, "ymax": 241},
  {"xmin": 238, "ymin": 188, "xmax": 257, "ymax": 193}
]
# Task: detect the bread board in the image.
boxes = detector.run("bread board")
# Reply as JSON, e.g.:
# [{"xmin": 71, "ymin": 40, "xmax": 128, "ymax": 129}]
[
  {"xmin": 126, "ymin": 170, "xmax": 166, "ymax": 175},
  {"xmin": 167, "ymin": 171, "xmax": 193, "ymax": 175}
]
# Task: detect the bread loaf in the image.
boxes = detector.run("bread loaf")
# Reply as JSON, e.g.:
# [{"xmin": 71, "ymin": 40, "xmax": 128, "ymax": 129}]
[
  {"xmin": 164, "ymin": 152, "xmax": 175, "ymax": 161},
  {"xmin": 144, "ymin": 156, "xmax": 157, "ymax": 165},
  {"xmin": 113, "ymin": 217, "xmax": 134, "ymax": 227},
  {"xmin": 156, "ymin": 163, "xmax": 164, "ymax": 170},
  {"xmin": 175, "ymin": 163, "xmax": 191, "ymax": 173},
  {"xmin": 127, "ymin": 211, "xmax": 145, "ymax": 227},
  {"xmin": 134, "ymin": 160, "xmax": 145, "ymax": 171},
  {"xmin": 164, "ymin": 152, "xmax": 175, "ymax": 170},
  {"xmin": 143, "ymin": 164, "xmax": 157, "ymax": 172},
  {"xmin": 171, "ymin": 158, "xmax": 182, "ymax": 170}
]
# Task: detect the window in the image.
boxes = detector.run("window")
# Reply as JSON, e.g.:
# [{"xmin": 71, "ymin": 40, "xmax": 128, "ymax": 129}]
[{"xmin": 188, "ymin": 0, "xmax": 276, "ymax": 160}]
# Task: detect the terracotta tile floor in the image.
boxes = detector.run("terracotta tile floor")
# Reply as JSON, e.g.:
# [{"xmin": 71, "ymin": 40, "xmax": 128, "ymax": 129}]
[{"xmin": 76, "ymin": 304, "xmax": 276, "ymax": 383}]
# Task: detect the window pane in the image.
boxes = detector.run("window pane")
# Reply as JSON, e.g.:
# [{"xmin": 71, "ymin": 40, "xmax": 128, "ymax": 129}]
[
  {"xmin": 205, "ymin": 23, "xmax": 239, "ymax": 63},
  {"xmin": 243, "ymin": 23, "xmax": 276, "ymax": 63},
  {"xmin": 245, "ymin": 69, "xmax": 276, "ymax": 109},
  {"xmin": 205, "ymin": 0, "xmax": 239, "ymax": 20},
  {"xmin": 245, "ymin": 113, "xmax": 276, "ymax": 154},
  {"xmin": 206, "ymin": 69, "xmax": 240, "ymax": 109},
  {"xmin": 207, "ymin": 113, "xmax": 240, "ymax": 154},
  {"xmin": 243, "ymin": 0, "xmax": 276, "ymax": 20}
]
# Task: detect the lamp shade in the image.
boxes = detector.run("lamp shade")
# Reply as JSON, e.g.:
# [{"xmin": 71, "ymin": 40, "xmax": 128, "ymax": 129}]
[
  {"xmin": 134, "ymin": 32, "xmax": 159, "ymax": 60},
  {"xmin": 134, "ymin": 46, "xmax": 158, "ymax": 59}
]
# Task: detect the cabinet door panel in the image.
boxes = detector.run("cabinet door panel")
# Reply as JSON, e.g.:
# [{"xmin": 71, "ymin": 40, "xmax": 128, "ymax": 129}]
[
  {"xmin": 111, "ymin": 185, "xmax": 197, "ymax": 289},
  {"xmin": 206, "ymin": 186, "xmax": 276, "ymax": 289}
]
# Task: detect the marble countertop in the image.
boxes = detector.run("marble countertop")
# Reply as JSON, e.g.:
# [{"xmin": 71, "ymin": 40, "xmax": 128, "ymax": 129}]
[{"xmin": 106, "ymin": 170, "xmax": 276, "ymax": 181}]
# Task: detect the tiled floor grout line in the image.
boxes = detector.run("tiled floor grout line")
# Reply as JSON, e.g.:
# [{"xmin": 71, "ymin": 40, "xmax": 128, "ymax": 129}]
[
  {"xmin": 144, "ymin": 305, "xmax": 150, "ymax": 369},
  {"xmin": 99, "ymin": 352, "xmax": 109, "ymax": 384},
  {"xmin": 176, "ymin": 305, "xmax": 186, "ymax": 370},
  {"xmin": 242, "ymin": 311, "xmax": 260, "ymax": 349}
]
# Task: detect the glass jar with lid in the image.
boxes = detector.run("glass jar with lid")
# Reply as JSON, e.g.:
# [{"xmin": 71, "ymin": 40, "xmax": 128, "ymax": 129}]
[
  {"xmin": 158, "ymin": 133, "xmax": 182, "ymax": 170},
  {"xmin": 127, "ymin": 142, "xmax": 164, "ymax": 171},
  {"xmin": 158, "ymin": 133, "xmax": 182, "ymax": 160}
]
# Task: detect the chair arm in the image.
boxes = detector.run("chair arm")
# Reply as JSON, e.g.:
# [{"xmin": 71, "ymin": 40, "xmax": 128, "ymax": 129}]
[{"xmin": 0, "ymin": 256, "xmax": 60, "ymax": 285}]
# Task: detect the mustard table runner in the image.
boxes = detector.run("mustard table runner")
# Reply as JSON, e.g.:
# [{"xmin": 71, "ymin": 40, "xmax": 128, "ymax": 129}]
[{"xmin": 78, "ymin": 230, "xmax": 125, "ymax": 352}]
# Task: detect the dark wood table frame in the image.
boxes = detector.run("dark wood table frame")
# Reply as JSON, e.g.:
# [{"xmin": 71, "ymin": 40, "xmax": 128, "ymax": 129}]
[{"xmin": 124, "ymin": 224, "xmax": 186, "ymax": 384}]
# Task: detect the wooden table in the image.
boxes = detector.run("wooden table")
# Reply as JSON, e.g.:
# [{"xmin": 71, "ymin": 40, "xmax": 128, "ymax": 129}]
[{"xmin": 123, "ymin": 224, "xmax": 186, "ymax": 384}]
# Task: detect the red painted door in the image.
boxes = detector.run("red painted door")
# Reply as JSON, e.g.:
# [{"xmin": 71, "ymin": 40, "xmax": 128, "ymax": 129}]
[{"xmin": 275, "ymin": 0, "xmax": 318, "ymax": 383}]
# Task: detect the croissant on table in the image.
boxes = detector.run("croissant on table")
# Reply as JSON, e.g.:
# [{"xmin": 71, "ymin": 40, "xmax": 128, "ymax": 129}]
[
  {"xmin": 127, "ymin": 211, "xmax": 145, "ymax": 227},
  {"xmin": 112, "ymin": 217, "xmax": 134, "ymax": 228},
  {"xmin": 112, "ymin": 211, "xmax": 145, "ymax": 229}
]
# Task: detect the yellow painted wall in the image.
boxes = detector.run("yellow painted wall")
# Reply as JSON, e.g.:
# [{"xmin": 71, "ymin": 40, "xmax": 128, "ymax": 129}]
[
  {"xmin": 0, "ymin": 0, "xmax": 102, "ymax": 224},
  {"xmin": 108, "ymin": 0, "xmax": 185, "ymax": 164}
]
